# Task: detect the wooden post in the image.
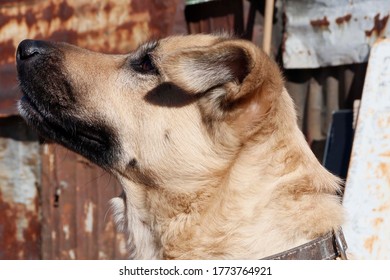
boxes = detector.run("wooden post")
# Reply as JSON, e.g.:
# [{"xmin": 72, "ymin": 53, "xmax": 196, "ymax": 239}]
[{"xmin": 262, "ymin": 0, "xmax": 274, "ymax": 55}]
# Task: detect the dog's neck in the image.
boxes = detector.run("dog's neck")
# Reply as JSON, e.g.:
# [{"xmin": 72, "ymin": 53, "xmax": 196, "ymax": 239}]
[{"xmin": 112, "ymin": 90, "xmax": 343, "ymax": 259}]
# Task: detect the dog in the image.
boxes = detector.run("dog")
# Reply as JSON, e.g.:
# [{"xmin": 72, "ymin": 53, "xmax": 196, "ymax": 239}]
[{"xmin": 16, "ymin": 34, "xmax": 344, "ymax": 259}]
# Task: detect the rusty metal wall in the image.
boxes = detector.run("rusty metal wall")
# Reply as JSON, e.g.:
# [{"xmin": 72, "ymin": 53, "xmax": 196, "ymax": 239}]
[
  {"xmin": 0, "ymin": 0, "xmax": 179, "ymax": 116},
  {"xmin": 282, "ymin": 0, "xmax": 390, "ymax": 69},
  {"xmin": 0, "ymin": 0, "xmax": 181, "ymax": 259},
  {"xmin": 0, "ymin": 116, "xmax": 40, "ymax": 259},
  {"xmin": 40, "ymin": 144, "xmax": 127, "ymax": 260},
  {"xmin": 343, "ymin": 38, "xmax": 390, "ymax": 259}
]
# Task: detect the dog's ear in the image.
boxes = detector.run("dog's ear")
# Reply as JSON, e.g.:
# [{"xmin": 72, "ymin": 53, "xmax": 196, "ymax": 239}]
[
  {"xmin": 163, "ymin": 43, "xmax": 251, "ymax": 94},
  {"xmin": 164, "ymin": 40, "xmax": 284, "ymax": 138}
]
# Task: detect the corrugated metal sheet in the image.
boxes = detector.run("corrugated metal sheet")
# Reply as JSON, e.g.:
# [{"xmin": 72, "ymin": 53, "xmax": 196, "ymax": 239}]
[
  {"xmin": 40, "ymin": 144, "xmax": 127, "ymax": 260},
  {"xmin": 343, "ymin": 38, "xmax": 390, "ymax": 259},
  {"xmin": 0, "ymin": 116, "xmax": 40, "ymax": 259},
  {"xmin": 283, "ymin": 0, "xmax": 390, "ymax": 69},
  {"xmin": 184, "ymin": 0, "xmax": 244, "ymax": 35},
  {"xmin": 0, "ymin": 0, "xmax": 179, "ymax": 116}
]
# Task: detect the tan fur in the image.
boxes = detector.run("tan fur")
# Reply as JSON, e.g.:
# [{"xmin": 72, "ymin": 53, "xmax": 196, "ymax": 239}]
[{"xmin": 19, "ymin": 34, "xmax": 344, "ymax": 259}]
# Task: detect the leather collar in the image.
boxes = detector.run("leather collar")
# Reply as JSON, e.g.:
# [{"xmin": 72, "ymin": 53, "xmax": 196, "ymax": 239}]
[{"xmin": 262, "ymin": 229, "xmax": 348, "ymax": 260}]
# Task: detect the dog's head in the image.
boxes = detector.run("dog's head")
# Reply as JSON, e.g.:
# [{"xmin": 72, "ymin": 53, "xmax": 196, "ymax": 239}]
[{"xmin": 16, "ymin": 34, "xmax": 283, "ymax": 189}]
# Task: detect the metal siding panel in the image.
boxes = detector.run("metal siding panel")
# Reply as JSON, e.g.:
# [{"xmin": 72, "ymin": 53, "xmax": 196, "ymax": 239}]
[
  {"xmin": 41, "ymin": 144, "xmax": 127, "ymax": 259},
  {"xmin": 283, "ymin": 0, "xmax": 390, "ymax": 68},
  {"xmin": 0, "ymin": 117, "xmax": 40, "ymax": 259},
  {"xmin": 343, "ymin": 38, "xmax": 390, "ymax": 259}
]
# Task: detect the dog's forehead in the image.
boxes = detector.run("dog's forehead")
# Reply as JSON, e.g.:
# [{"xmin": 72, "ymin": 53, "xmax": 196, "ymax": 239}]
[{"xmin": 156, "ymin": 34, "xmax": 223, "ymax": 53}]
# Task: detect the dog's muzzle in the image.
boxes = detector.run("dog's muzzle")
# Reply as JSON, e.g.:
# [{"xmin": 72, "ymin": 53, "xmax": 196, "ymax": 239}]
[{"xmin": 16, "ymin": 39, "xmax": 120, "ymax": 169}]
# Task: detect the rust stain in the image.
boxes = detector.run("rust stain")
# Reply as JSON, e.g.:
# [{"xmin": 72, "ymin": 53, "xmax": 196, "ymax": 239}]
[
  {"xmin": 0, "ymin": 192, "xmax": 18, "ymax": 258},
  {"xmin": 377, "ymin": 114, "xmax": 390, "ymax": 128},
  {"xmin": 0, "ymin": 39, "xmax": 16, "ymax": 65},
  {"xmin": 380, "ymin": 150, "xmax": 390, "ymax": 157},
  {"xmin": 310, "ymin": 16, "xmax": 330, "ymax": 28},
  {"xmin": 365, "ymin": 13, "xmax": 389, "ymax": 37},
  {"xmin": 378, "ymin": 162, "xmax": 390, "ymax": 185},
  {"xmin": 373, "ymin": 202, "xmax": 390, "ymax": 212},
  {"xmin": 104, "ymin": 2, "xmax": 113, "ymax": 14},
  {"xmin": 0, "ymin": 192, "xmax": 40, "ymax": 259},
  {"xmin": 58, "ymin": 1, "xmax": 75, "ymax": 22},
  {"xmin": 335, "ymin": 14, "xmax": 352, "ymax": 25},
  {"xmin": 364, "ymin": 235, "xmax": 378, "ymax": 254},
  {"xmin": 372, "ymin": 217, "xmax": 384, "ymax": 227}
]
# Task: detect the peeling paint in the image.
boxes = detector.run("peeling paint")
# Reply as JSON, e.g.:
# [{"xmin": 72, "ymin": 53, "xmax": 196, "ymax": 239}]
[
  {"xmin": 98, "ymin": 251, "xmax": 107, "ymax": 259},
  {"xmin": 16, "ymin": 216, "xmax": 28, "ymax": 242},
  {"xmin": 0, "ymin": 140, "xmax": 39, "ymax": 206},
  {"xmin": 69, "ymin": 249, "xmax": 76, "ymax": 260},
  {"xmin": 63, "ymin": 225, "xmax": 70, "ymax": 240},
  {"xmin": 84, "ymin": 202, "xmax": 94, "ymax": 233}
]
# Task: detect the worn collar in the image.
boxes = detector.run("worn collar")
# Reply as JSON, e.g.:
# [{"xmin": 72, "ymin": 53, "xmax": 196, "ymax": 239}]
[{"xmin": 262, "ymin": 229, "xmax": 348, "ymax": 260}]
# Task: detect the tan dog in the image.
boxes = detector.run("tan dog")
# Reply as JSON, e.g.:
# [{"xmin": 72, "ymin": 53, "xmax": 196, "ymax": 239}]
[{"xmin": 16, "ymin": 34, "xmax": 344, "ymax": 259}]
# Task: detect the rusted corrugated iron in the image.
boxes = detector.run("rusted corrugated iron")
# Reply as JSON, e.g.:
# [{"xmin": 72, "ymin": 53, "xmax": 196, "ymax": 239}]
[
  {"xmin": 0, "ymin": 0, "xmax": 181, "ymax": 260},
  {"xmin": 40, "ymin": 144, "xmax": 127, "ymax": 260},
  {"xmin": 0, "ymin": 0, "xmax": 179, "ymax": 116},
  {"xmin": 283, "ymin": 0, "xmax": 390, "ymax": 69},
  {"xmin": 0, "ymin": 116, "xmax": 40, "ymax": 259},
  {"xmin": 184, "ymin": 0, "xmax": 244, "ymax": 36},
  {"xmin": 343, "ymin": 38, "xmax": 390, "ymax": 259}
]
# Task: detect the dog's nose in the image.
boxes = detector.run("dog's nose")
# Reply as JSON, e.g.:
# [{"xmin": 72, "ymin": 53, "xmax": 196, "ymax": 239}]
[{"xmin": 16, "ymin": 39, "xmax": 50, "ymax": 61}]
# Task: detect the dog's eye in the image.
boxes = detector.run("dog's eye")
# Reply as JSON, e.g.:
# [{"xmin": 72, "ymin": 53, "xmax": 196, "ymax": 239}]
[
  {"xmin": 133, "ymin": 54, "xmax": 157, "ymax": 74},
  {"xmin": 140, "ymin": 56, "xmax": 154, "ymax": 72}
]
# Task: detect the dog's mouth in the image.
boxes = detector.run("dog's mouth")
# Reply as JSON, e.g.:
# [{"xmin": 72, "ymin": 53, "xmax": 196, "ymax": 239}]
[{"xmin": 19, "ymin": 93, "xmax": 118, "ymax": 168}]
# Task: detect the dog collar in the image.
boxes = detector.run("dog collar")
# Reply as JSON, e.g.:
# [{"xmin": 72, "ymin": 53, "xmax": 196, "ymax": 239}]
[{"xmin": 262, "ymin": 229, "xmax": 348, "ymax": 260}]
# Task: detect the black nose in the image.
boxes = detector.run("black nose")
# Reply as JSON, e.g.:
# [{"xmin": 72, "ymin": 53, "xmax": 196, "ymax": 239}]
[{"xmin": 16, "ymin": 39, "xmax": 51, "ymax": 61}]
